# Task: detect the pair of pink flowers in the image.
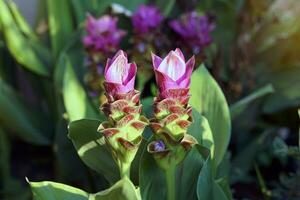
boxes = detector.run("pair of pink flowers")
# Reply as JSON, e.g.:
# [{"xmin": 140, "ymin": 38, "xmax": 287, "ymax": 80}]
[{"xmin": 104, "ymin": 49, "xmax": 195, "ymax": 97}]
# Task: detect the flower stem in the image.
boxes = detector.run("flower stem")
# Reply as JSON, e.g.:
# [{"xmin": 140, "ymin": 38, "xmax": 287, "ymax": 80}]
[
  {"xmin": 165, "ymin": 165, "xmax": 176, "ymax": 200},
  {"xmin": 118, "ymin": 161, "xmax": 131, "ymax": 179}
]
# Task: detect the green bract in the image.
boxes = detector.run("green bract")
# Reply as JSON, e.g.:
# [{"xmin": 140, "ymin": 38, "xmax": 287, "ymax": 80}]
[{"xmin": 98, "ymin": 90, "xmax": 148, "ymax": 178}]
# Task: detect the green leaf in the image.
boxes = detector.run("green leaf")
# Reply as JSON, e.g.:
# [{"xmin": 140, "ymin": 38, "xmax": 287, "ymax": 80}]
[
  {"xmin": 262, "ymin": 67, "xmax": 300, "ymax": 113},
  {"xmin": 6, "ymin": 0, "xmax": 53, "ymax": 75},
  {"xmin": 68, "ymin": 119, "xmax": 119, "ymax": 184},
  {"xmin": 90, "ymin": 177, "xmax": 141, "ymax": 200},
  {"xmin": 62, "ymin": 55, "xmax": 98, "ymax": 121},
  {"xmin": 177, "ymin": 112, "xmax": 215, "ymax": 200},
  {"xmin": 29, "ymin": 178, "xmax": 140, "ymax": 200},
  {"xmin": 0, "ymin": 80, "xmax": 50, "ymax": 145},
  {"xmin": 196, "ymin": 146, "xmax": 229, "ymax": 200},
  {"xmin": 54, "ymin": 119, "xmax": 88, "ymax": 182},
  {"xmin": 230, "ymin": 84, "xmax": 274, "ymax": 119},
  {"xmin": 29, "ymin": 180, "xmax": 89, "ymax": 200},
  {"xmin": 139, "ymin": 140, "xmax": 166, "ymax": 200},
  {"xmin": 188, "ymin": 110, "xmax": 214, "ymax": 157},
  {"xmin": 190, "ymin": 65, "xmax": 231, "ymax": 165},
  {"xmin": 0, "ymin": 0, "xmax": 49, "ymax": 76},
  {"xmin": 140, "ymin": 113, "xmax": 215, "ymax": 200},
  {"xmin": 7, "ymin": 0, "xmax": 37, "ymax": 40},
  {"xmin": 47, "ymin": 0, "xmax": 73, "ymax": 57}
]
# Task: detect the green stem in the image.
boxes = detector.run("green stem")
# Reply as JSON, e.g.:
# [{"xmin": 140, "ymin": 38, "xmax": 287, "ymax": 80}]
[
  {"xmin": 165, "ymin": 165, "xmax": 176, "ymax": 200},
  {"xmin": 118, "ymin": 161, "xmax": 131, "ymax": 179}
]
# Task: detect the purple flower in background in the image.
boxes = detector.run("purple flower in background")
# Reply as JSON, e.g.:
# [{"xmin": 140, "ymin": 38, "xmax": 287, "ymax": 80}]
[
  {"xmin": 132, "ymin": 5, "xmax": 163, "ymax": 34},
  {"xmin": 170, "ymin": 12, "xmax": 215, "ymax": 51},
  {"xmin": 83, "ymin": 14, "xmax": 126, "ymax": 53}
]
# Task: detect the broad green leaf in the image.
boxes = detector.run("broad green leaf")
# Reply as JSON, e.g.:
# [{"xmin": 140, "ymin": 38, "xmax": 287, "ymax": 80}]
[
  {"xmin": 230, "ymin": 84, "xmax": 274, "ymax": 119},
  {"xmin": 29, "ymin": 178, "xmax": 140, "ymax": 200},
  {"xmin": 29, "ymin": 180, "xmax": 88, "ymax": 200},
  {"xmin": 196, "ymin": 146, "xmax": 229, "ymax": 200},
  {"xmin": 177, "ymin": 112, "xmax": 214, "ymax": 200},
  {"xmin": 47, "ymin": 0, "xmax": 73, "ymax": 57},
  {"xmin": 0, "ymin": 80, "xmax": 50, "ymax": 145},
  {"xmin": 7, "ymin": 0, "xmax": 37, "ymax": 40},
  {"xmin": 63, "ymin": 56, "xmax": 98, "ymax": 121},
  {"xmin": 216, "ymin": 178, "xmax": 232, "ymax": 200},
  {"xmin": 90, "ymin": 177, "xmax": 141, "ymax": 200},
  {"xmin": 54, "ymin": 119, "xmax": 88, "ymax": 182},
  {"xmin": 188, "ymin": 110, "xmax": 214, "ymax": 157},
  {"xmin": 140, "ymin": 113, "xmax": 214, "ymax": 200},
  {"xmin": 0, "ymin": 0, "xmax": 49, "ymax": 76},
  {"xmin": 139, "ymin": 139, "xmax": 166, "ymax": 200},
  {"xmin": 7, "ymin": 1, "xmax": 53, "ymax": 69},
  {"xmin": 190, "ymin": 65, "xmax": 231, "ymax": 165},
  {"xmin": 68, "ymin": 119, "xmax": 119, "ymax": 184}
]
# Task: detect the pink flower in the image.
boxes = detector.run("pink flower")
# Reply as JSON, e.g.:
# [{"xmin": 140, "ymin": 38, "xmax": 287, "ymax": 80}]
[
  {"xmin": 104, "ymin": 50, "xmax": 137, "ymax": 96},
  {"xmin": 152, "ymin": 48, "xmax": 195, "ymax": 97},
  {"xmin": 83, "ymin": 14, "xmax": 126, "ymax": 53}
]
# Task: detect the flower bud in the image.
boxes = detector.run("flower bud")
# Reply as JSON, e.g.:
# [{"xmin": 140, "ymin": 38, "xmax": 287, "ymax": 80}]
[
  {"xmin": 152, "ymin": 48, "xmax": 195, "ymax": 99},
  {"xmin": 104, "ymin": 50, "xmax": 137, "ymax": 96}
]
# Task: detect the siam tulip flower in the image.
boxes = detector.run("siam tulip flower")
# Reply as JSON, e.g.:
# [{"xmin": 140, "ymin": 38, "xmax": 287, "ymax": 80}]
[
  {"xmin": 148, "ymin": 48, "xmax": 197, "ymax": 171},
  {"xmin": 132, "ymin": 5, "xmax": 163, "ymax": 34},
  {"xmin": 83, "ymin": 14, "xmax": 126, "ymax": 54},
  {"xmin": 169, "ymin": 12, "xmax": 215, "ymax": 52},
  {"xmin": 103, "ymin": 50, "xmax": 137, "ymax": 97},
  {"xmin": 152, "ymin": 48, "xmax": 195, "ymax": 99},
  {"xmin": 98, "ymin": 50, "xmax": 148, "ymax": 178}
]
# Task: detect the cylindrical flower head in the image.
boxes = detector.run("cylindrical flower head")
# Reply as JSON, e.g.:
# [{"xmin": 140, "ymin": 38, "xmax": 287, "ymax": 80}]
[
  {"xmin": 152, "ymin": 48, "xmax": 195, "ymax": 99},
  {"xmin": 98, "ymin": 51, "xmax": 147, "ymax": 178},
  {"xmin": 169, "ymin": 12, "xmax": 215, "ymax": 51},
  {"xmin": 83, "ymin": 14, "xmax": 126, "ymax": 53},
  {"xmin": 132, "ymin": 5, "xmax": 163, "ymax": 34},
  {"xmin": 148, "ymin": 48, "xmax": 197, "ymax": 170},
  {"xmin": 103, "ymin": 50, "xmax": 137, "ymax": 97}
]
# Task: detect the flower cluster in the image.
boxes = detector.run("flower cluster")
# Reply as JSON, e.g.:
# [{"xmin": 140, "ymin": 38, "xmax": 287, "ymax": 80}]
[
  {"xmin": 97, "ymin": 48, "xmax": 197, "ymax": 179},
  {"xmin": 170, "ymin": 12, "xmax": 215, "ymax": 52},
  {"xmin": 82, "ymin": 5, "xmax": 215, "ymax": 98},
  {"xmin": 132, "ymin": 5, "xmax": 163, "ymax": 34},
  {"xmin": 83, "ymin": 14, "xmax": 126, "ymax": 54}
]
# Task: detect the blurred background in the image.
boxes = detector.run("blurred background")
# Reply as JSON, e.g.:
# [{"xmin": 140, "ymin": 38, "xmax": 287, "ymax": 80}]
[{"xmin": 0, "ymin": 0, "xmax": 299, "ymax": 199}]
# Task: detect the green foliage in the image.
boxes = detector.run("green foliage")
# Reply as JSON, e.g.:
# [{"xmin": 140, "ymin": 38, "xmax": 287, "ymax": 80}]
[
  {"xmin": 29, "ymin": 177, "xmax": 140, "ymax": 200},
  {"xmin": 68, "ymin": 119, "xmax": 119, "ymax": 184},
  {"xmin": 230, "ymin": 84, "xmax": 274, "ymax": 119},
  {"xmin": 47, "ymin": 0, "xmax": 73, "ymax": 57},
  {"xmin": 62, "ymin": 56, "xmax": 99, "ymax": 121},
  {"xmin": 0, "ymin": 0, "xmax": 50, "ymax": 76},
  {"xmin": 190, "ymin": 65, "xmax": 231, "ymax": 165},
  {"xmin": 0, "ymin": 80, "xmax": 50, "ymax": 145}
]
